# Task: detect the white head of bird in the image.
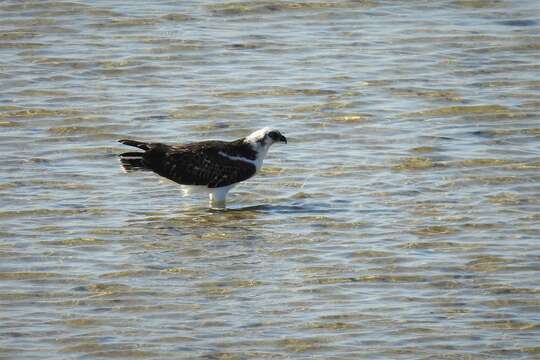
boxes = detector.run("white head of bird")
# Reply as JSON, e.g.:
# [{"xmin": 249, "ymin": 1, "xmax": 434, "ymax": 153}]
[
  {"xmin": 244, "ymin": 127, "xmax": 287, "ymax": 154},
  {"xmin": 239, "ymin": 127, "xmax": 287, "ymax": 172}
]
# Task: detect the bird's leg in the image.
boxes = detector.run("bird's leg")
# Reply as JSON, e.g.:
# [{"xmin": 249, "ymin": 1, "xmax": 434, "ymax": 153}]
[
  {"xmin": 209, "ymin": 197, "xmax": 226, "ymax": 209},
  {"xmin": 209, "ymin": 188, "xmax": 228, "ymax": 209}
]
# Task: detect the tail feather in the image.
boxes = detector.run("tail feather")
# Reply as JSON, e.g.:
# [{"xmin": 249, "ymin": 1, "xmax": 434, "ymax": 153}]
[
  {"xmin": 119, "ymin": 151, "xmax": 147, "ymax": 172},
  {"xmin": 118, "ymin": 139, "xmax": 150, "ymax": 150},
  {"xmin": 118, "ymin": 139, "xmax": 151, "ymax": 172},
  {"xmin": 120, "ymin": 152, "xmax": 144, "ymax": 158}
]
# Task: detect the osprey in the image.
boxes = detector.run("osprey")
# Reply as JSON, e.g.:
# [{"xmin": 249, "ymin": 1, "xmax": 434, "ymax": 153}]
[{"xmin": 118, "ymin": 127, "xmax": 287, "ymax": 208}]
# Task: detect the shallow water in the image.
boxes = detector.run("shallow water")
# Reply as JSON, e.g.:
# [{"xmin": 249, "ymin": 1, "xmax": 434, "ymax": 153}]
[{"xmin": 1, "ymin": 0, "xmax": 540, "ymax": 359}]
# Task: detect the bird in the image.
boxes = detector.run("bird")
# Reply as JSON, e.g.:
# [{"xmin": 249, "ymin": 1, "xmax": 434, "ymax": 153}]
[{"xmin": 118, "ymin": 127, "xmax": 287, "ymax": 209}]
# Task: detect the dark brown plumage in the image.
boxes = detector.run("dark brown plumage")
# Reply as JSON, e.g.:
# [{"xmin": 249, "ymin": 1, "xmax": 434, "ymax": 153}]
[{"xmin": 118, "ymin": 139, "xmax": 257, "ymax": 188}]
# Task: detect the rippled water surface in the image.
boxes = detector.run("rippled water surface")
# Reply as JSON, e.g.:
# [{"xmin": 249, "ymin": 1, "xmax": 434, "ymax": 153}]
[{"xmin": 2, "ymin": 0, "xmax": 540, "ymax": 359}]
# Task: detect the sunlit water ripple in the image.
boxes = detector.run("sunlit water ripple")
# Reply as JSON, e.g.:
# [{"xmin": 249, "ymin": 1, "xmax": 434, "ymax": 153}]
[{"xmin": 1, "ymin": 0, "xmax": 539, "ymax": 359}]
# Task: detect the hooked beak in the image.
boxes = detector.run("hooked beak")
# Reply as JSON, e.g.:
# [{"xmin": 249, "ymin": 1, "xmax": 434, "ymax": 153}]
[{"xmin": 279, "ymin": 134, "xmax": 287, "ymax": 144}]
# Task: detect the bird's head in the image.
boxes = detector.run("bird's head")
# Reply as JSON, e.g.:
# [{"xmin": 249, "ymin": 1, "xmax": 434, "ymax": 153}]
[{"xmin": 244, "ymin": 127, "xmax": 287, "ymax": 150}]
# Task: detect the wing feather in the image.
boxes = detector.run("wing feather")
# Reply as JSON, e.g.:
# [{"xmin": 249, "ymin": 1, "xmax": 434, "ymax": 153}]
[{"xmin": 142, "ymin": 141, "xmax": 256, "ymax": 187}]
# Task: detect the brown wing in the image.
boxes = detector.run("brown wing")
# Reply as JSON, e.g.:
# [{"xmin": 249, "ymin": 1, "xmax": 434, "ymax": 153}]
[{"xmin": 142, "ymin": 141, "xmax": 256, "ymax": 188}]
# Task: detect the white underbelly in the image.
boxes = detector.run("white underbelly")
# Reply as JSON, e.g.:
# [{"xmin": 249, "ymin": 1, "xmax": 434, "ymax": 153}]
[
  {"xmin": 179, "ymin": 184, "xmax": 211, "ymax": 196},
  {"xmin": 158, "ymin": 178, "xmax": 237, "ymax": 198},
  {"xmin": 157, "ymin": 178, "xmax": 208, "ymax": 194}
]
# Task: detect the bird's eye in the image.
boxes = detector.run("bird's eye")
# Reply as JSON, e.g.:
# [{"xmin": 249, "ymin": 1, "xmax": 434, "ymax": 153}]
[{"xmin": 268, "ymin": 131, "xmax": 279, "ymax": 140}]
